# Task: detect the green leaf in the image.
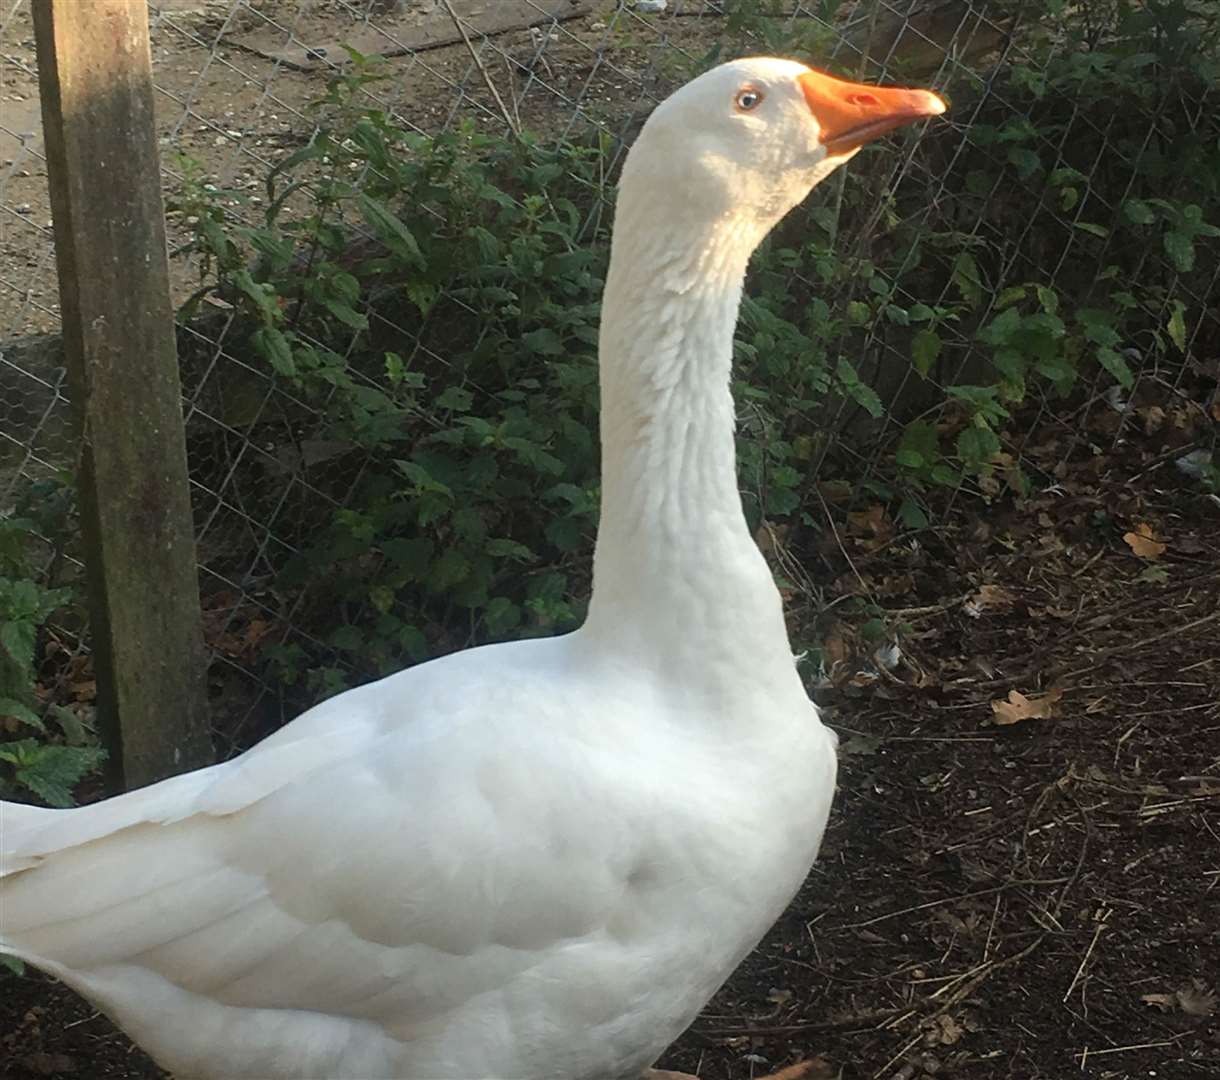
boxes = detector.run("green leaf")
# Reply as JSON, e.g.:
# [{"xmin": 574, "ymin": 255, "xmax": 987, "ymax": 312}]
[
  {"xmin": 956, "ymin": 425, "xmax": 1001, "ymax": 469},
  {"xmin": 0, "ymin": 697, "xmax": 43, "ymax": 731},
  {"xmin": 242, "ymin": 227, "xmax": 295, "ymax": 270},
  {"xmin": 381, "ymin": 537, "xmax": 434, "ymax": 575},
  {"xmin": 330, "ymin": 625, "xmax": 364, "ymax": 651},
  {"xmin": 1166, "ymin": 301, "xmax": 1187, "ymax": 352},
  {"xmin": 0, "ymin": 620, "xmax": 34, "ymax": 668},
  {"xmin": 251, "ymin": 326, "xmax": 296, "ymax": 376},
  {"xmin": 1074, "ymin": 222, "xmax": 1108, "ymax": 238},
  {"xmin": 835, "ymin": 358, "xmax": 883, "ymax": 418},
  {"xmin": 1096, "ymin": 347, "xmax": 1135, "ymax": 389},
  {"xmin": 930, "ymin": 463, "xmax": 960, "ymax": 487},
  {"xmin": 430, "ymin": 548, "xmax": 470, "ymax": 590},
  {"xmin": 322, "ymin": 298, "xmax": 369, "ymax": 330},
  {"xmin": 1035, "ymin": 352, "xmax": 1077, "ymax": 393},
  {"xmin": 231, "ymin": 269, "xmax": 278, "ymax": 323},
  {"xmin": 978, "ymin": 306, "xmax": 1022, "ymax": 347},
  {"xmin": 898, "ymin": 497, "xmax": 929, "ymax": 528},
  {"xmin": 384, "ymin": 351, "xmax": 405, "ymax": 384},
  {"xmin": 485, "ymin": 538, "xmax": 535, "ymax": 562},
  {"xmin": 991, "ymin": 348, "xmax": 1026, "ymax": 384},
  {"xmin": 846, "ymin": 300, "xmax": 871, "ymax": 325},
  {"xmin": 911, "ymin": 329, "xmax": 941, "ymax": 377},
  {"xmin": 897, "ymin": 420, "xmax": 939, "ymax": 470},
  {"xmin": 947, "ymin": 384, "xmax": 1009, "ymax": 421},
  {"xmin": 952, "ymin": 252, "xmax": 983, "ymax": 308},
  {"xmin": 8, "ymin": 742, "xmax": 106, "ymax": 807},
  {"xmin": 358, "ymin": 193, "xmax": 424, "ymax": 266},
  {"xmin": 1163, "ymin": 231, "xmax": 1194, "ymax": 272},
  {"xmin": 436, "ymin": 386, "xmax": 473, "ymax": 412},
  {"xmin": 484, "ymin": 597, "xmax": 522, "ymax": 635},
  {"xmin": 502, "ymin": 437, "xmax": 565, "ymax": 475},
  {"xmin": 1007, "ymin": 146, "xmax": 1041, "ymax": 178},
  {"xmin": 406, "ymin": 281, "xmax": 439, "ymax": 316},
  {"xmin": 394, "ymin": 460, "xmax": 452, "ymax": 497},
  {"xmin": 543, "ymin": 513, "xmax": 583, "ymax": 551},
  {"xmin": 329, "ymin": 271, "xmax": 360, "ymax": 305},
  {"xmin": 1123, "ymin": 199, "xmax": 1155, "ymax": 225},
  {"xmin": 521, "ymin": 328, "xmax": 565, "ymax": 356},
  {"xmin": 48, "ymin": 703, "xmax": 90, "ymax": 745},
  {"xmin": 1077, "ymin": 308, "xmax": 1121, "ymax": 348}
]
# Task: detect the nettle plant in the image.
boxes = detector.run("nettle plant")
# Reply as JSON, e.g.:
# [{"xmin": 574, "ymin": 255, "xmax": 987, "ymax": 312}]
[
  {"xmin": 177, "ymin": 58, "xmax": 612, "ymax": 696},
  {"xmin": 174, "ymin": 9, "xmax": 1217, "ymax": 693},
  {"xmin": 0, "ymin": 482, "xmax": 104, "ymax": 806}
]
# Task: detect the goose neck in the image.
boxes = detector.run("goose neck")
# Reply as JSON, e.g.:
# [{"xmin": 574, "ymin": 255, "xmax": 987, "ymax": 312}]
[{"xmin": 582, "ymin": 211, "xmax": 791, "ymax": 672}]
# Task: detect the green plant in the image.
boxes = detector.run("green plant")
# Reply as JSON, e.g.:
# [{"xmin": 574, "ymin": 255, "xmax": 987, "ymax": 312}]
[
  {"xmin": 169, "ymin": 7, "xmax": 1218, "ymax": 699},
  {"xmin": 0, "ymin": 482, "xmax": 104, "ymax": 807},
  {"xmin": 174, "ymin": 54, "xmax": 615, "ymax": 697}
]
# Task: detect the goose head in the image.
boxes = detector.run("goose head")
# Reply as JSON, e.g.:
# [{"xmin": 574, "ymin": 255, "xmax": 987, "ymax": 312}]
[{"xmin": 620, "ymin": 57, "xmax": 946, "ymax": 243}]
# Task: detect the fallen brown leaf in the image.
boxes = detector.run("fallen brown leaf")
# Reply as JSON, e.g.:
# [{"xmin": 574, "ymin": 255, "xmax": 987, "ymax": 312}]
[
  {"xmin": 964, "ymin": 583, "xmax": 1016, "ymax": 617},
  {"xmin": 923, "ymin": 1013, "xmax": 965, "ymax": 1046},
  {"xmin": 1177, "ymin": 980, "xmax": 1218, "ymax": 1017},
  {"xmin": 990, "ymin": 688, "xmax": 1063, "ymax": 726},
  {"xmin": 1142, "ymin": 979, "xmax": 1216, "ymax": 1018},
  {"xmin": 1123, "ymin": 521, "xmax": 1167, "ymax": 559}
]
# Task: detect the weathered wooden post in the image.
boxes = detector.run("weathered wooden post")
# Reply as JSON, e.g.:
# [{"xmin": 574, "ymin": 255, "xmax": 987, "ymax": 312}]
[{"xmin": 32, "ymin": 0, "xmax": 212, "ymax": 789}]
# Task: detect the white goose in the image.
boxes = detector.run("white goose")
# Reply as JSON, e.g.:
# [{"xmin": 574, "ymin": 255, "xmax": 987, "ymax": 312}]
[{"xmin": 1, "ymin": 58, "xmax": 943, "ymax": 1080}]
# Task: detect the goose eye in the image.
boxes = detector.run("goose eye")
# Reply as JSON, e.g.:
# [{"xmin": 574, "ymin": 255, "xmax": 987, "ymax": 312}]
[{"xmin": 735, "ymin": 88, "xmax": 763, "ymax": 112}]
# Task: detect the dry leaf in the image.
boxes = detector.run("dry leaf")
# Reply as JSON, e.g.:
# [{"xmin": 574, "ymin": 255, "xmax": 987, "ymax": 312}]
[
  {"xmin": 923, "ymin": 1013, "xmax": 965, "ymax": 1046},
  {"xmin": 1123, "ymin": 522, "xmax": 1167, "ymax": 560},
  {"xmin": 1177, "ymin": 980, "xmax": 1217, "ymax": 1017},
  {"xmin": 1142, "ymin": 980, "xmax": 1216, "ymax": 1018},
  {"xmin": 1138, "ymin": 405, "xmax": 1166, "ymax": 434},
  {"xmin": 990, "ymin": 688, "xmax": 1063, "ymax": 726},
  {"xmin": 964, "ymin": 583, "xmax": 1016, "ymax": 617},
  {"xmin": 848, "ymin": 503, "xmax": 887, "ymax": 535}
]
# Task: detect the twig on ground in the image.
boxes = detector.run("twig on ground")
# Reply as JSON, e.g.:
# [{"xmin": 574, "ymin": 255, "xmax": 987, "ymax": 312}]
[
  {"xmin": 440, "ymin": 0, "xmax": 519, "ymax": 136},
  {"xmin": 1062, "ymin": 909, "xmax": 1111, "ymax": 1003},
  {"xmin": 1048, "ymin": 607, "xmax": 1220, "ymax": 683}
]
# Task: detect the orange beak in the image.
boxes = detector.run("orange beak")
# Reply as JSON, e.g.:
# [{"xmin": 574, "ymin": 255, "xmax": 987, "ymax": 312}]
[{"xmin": 798, "ymin": 68, "xmax": 946, "ymax": 156}]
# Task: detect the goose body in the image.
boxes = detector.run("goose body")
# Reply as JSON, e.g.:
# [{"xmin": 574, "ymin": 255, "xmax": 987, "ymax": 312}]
[{"xmin": 1, "ymin": 58, "xmax": 943, "ymax": 1079}]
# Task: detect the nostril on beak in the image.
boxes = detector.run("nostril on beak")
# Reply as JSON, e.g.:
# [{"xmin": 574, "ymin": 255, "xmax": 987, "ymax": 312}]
[{"xmin": 846, "ymin": 93, "xmax": 880, "ymax": 107}]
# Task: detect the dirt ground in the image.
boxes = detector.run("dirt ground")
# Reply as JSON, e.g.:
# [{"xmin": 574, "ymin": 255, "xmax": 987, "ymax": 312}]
[
  {"xmin": 1, "ymin": 0, "xmax": 712, "ymax": 337},
  {"xmin": 3, "ymin": 411, "xmax": 1218, "ymax": 1077}
]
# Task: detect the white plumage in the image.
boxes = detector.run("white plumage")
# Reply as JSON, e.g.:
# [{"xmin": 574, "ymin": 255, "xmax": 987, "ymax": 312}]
[{"xmin": 1, "ymin": 58, "xmax": 943, "ymax": 1080}]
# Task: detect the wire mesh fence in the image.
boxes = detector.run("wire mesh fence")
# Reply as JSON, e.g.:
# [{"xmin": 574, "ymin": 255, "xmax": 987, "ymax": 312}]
[{"xmin": 1, "ymin": 0, "xmax": 1217, "ymax": 753}]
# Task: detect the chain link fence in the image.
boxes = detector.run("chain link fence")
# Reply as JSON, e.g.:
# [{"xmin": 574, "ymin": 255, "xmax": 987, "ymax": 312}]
[{"xmin": 2, "ymin": 0, "xmax": 1217, "ymax": 751}]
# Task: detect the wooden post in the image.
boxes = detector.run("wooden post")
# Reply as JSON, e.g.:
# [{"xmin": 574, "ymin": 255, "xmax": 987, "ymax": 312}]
[{"xmin": 32, "ymin": 0, "xmax": 212, "ymax": 790}]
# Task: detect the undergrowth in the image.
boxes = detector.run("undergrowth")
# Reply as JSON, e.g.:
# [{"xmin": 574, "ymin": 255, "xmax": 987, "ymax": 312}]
[
  {"xmin": 0, "ymin": 479, "xmax": 104, "ymax": 806},
  {"xmin": 163, "ymin": 0, "xmax": 1217, "ymax": 705}
]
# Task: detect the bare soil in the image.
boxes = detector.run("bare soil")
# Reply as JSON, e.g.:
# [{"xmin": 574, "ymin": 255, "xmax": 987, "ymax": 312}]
[{"xmin": 1, "ymin": 0, "xmax": 713, "ymax": 337}]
